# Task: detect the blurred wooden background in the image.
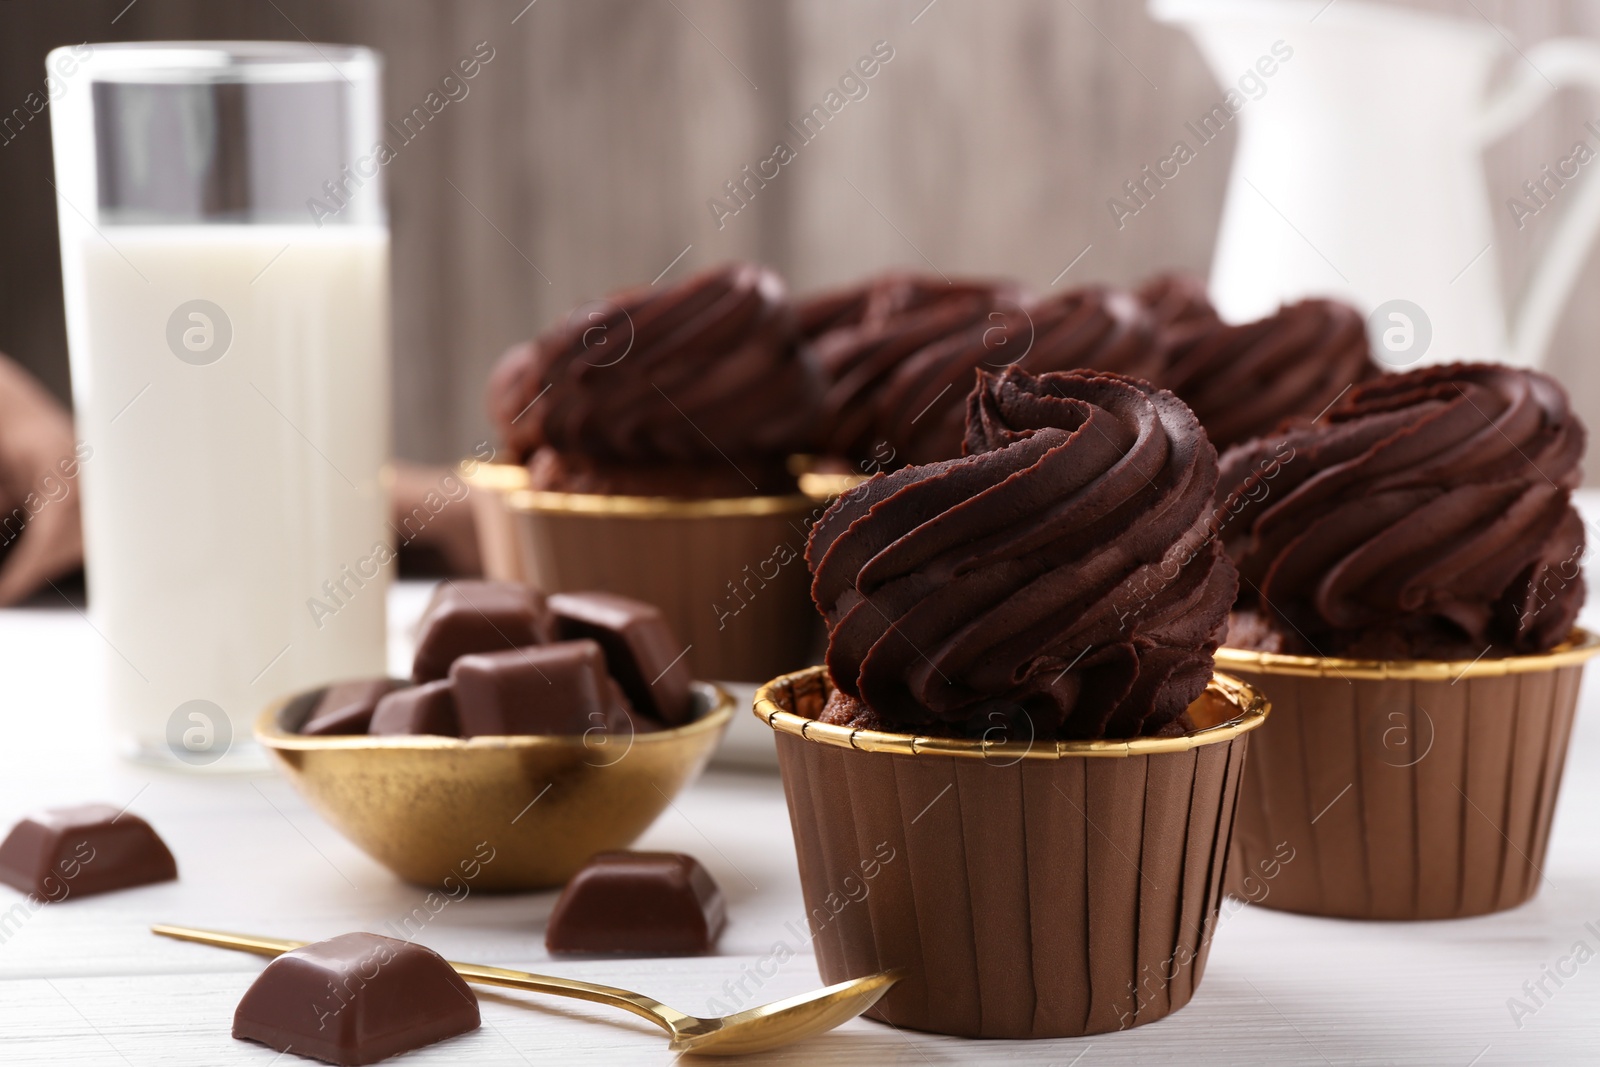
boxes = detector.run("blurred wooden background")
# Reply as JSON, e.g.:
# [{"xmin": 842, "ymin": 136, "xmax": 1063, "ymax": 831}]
[{"xmin": 2, "ymin": 0, "xmax": 1599, "ymax": 471}]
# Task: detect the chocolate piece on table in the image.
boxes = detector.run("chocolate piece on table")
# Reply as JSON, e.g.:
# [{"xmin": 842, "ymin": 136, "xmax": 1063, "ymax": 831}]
[
  {"xmin": 546, "ymin": 851, "xmax": 726, "ymax": 956},
  {"xmin": 369, "ymin": 680, "xmax": 460, "ymax": 737},
  {"xmin": 0, "ymin": 804, "xmax": 177, "ymax": 900},
  {"xmin": 233, "ymin": 932, "xmax": 479, "ymax": 1066},
  {"xmin": 300, "ymin": 679, "xmax": 402, "ymax": 736},
  {"xmin": 449, "ymin": 640, "xmax": 655, "ymax": 739},
  {"xmin": 411, "ymin": 580, "xmax": 554, "ymax": 683},
  {"xmin": 549, "ymin": 592, "xmax": 693, "ymax": 726}
]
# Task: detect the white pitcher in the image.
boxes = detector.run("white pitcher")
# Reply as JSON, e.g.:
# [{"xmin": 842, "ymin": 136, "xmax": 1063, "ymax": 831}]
[{"xmin": 1151, "ymin": 0, "xmax": 1600, "ymax": 368}]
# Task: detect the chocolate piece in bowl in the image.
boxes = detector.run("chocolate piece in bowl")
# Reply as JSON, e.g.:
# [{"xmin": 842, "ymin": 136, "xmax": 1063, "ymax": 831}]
[
  {"xmin": 549, "ymin": 591, "xmax": 692, "ymax": 725},
  {"xmin": 369, "ymin": 680, "xmax": 460, "ymax": 737},
  {"xmin": 300, "ymin": 679, "xmax": 402, "ymax": 737},
  {"xmin": 545, "ymin": 851, "xmax": 726, "ymax": 955},
  {"xmin": 232, "ymin": 932, "xmax": 479, "ymax": 1065},
  {"xmin": 0, "ymin": 804, "xmax": 177, "ymax": 900},
  {"xmin": 449, "ymin": 640, "xmax": 658, "ymax": 738},
  {"xmin": 411, "ymin": 580, "xmax": 554, "ymax": 682}
]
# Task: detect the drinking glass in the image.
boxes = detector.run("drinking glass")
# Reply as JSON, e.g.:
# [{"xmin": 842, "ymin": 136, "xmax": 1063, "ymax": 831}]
[{"xmin": 49, "ymin": 42, "xmax": 391, "ymax": 769}]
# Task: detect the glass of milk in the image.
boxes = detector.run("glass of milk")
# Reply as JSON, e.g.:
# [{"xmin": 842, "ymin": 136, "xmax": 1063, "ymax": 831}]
[{"xmin": 49, "ymin": 43, "xmax": 391, "ymax": 770}]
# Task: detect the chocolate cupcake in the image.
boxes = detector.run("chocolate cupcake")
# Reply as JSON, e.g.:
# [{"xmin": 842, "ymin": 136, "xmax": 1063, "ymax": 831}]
[
  {"xmin": 1213, "ymin": 362, "xmax": 1600, "ymax": 918},
  {"xmin": 804, "ymin": 273, "xmax": 1021, "ymax": 466},
  {"xmin": 877, "ymin": 285, "xmax": 1169, "ymax": 468},
  {"xmin": 1137, "ymin": 271, "xmax": 1219, "ymax": 339},
  {"xmin": 480, "ymin": 263, "xmax": 824, "ymax": 681},
  {"xmin": 757, "ymin": 366, "xmax": 1268, "ymax": 1038},
  {"xmin": 1158, "ymin": 295, "xmax": 1380, "ymax": 451},
  {"xmin": 490, "ymin": 261, "xmax": 817, "ymax": 497}
]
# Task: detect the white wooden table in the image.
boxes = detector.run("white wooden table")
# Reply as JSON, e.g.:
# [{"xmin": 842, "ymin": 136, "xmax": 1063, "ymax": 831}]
[{"xmin": 6, "ymin": 500, "xmax": 1600, "ymax": 1066}]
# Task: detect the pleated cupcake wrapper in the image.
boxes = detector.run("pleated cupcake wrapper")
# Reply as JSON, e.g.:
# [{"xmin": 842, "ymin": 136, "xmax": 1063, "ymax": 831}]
[
  {"xmin": 501, "ymin": 487, "xmax": 822, "ymax": 683},
  {"xmin": 465, "ymin": 462, "xmax": 533, "ymax": 583},
  {"xmin": 757, "ymin": 666, "xmax": 1264, "ymax": 1039},
  {"xmin": 1218, "ymin": 630, "xmax": 1600, "ymax": 920}
]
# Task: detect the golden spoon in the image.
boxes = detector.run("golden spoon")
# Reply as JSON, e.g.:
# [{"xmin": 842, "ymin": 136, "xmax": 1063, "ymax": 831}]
[{"xmin": 152, "ymin": 924, "xmax": 902, "ymax": 1056}]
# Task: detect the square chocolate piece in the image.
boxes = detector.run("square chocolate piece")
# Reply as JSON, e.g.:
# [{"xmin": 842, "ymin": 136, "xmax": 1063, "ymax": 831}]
[
  {"xmin": 233, "ymin": 932, "xmax": 479, "ymax": 1065},
  {"xmin": 549, "ymin": 592, "xmax": 693, "ymax": 725},
  {"xmin": 411, "ymin": 580, "xmax": 554, "ymax": 682},
  {"xmin": 449, "ymin": 640, "xmax": 642, "ymax": 738},
  {"xmin": 300, "ymin": 679, "xmax": 402, "ymax": 736},
  {"xmin": 0, "ymin": 804, "xmax": 177, "ymax": 901},
  {"xmin": 369, "ymin": 680, "xmax": 460, "ymax": 737},
  {"xmin": 546, "ymin": 851, "xmax": 726, "ymax": 955}
]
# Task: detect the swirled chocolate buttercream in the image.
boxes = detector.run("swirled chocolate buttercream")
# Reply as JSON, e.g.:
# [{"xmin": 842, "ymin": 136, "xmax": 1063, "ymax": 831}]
[
  {"xmin": 488, "ymin": 262, "xmax": 819, "ymax": 497},
  {"xmin": 1218, "ymin": 363, "xmax": 1586, "ymax": 659},
  {"xmin": 1160, "ymin": 297, "xmax": 1379, "ymax": 450},
  {"xmin": 807, "ymin": 366, "xmax": 1237, "ymax": 739}
]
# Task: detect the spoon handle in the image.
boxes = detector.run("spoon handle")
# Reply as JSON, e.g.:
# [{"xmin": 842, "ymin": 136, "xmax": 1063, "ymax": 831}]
[{"xmin": 150, "ymin": 924, "xmax": 690, "ymax": 1037}]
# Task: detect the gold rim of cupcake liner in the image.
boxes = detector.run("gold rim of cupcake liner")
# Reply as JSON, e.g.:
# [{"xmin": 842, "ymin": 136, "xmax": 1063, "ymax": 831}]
[
  {"xmin": 754, "ymin": 666, "xmax": 1268, "ymax": 759},
  {"xmin": 460, "ymin": 460, "xmax": 533, "ymax": 493},
  {"xmin": 1215, "ymin": 626, "xmax": 1600, "ymax": 681},
  {"xmin": 255, "ymin": 680, "xmax": 734, "ymax": 751},
  {"xmin": 465, "ymin": 460, "xmax": 863, "ymax": 512},
  {"xmin": 503, "ymin": 487, "xmax": 817, "ymax": 519}
]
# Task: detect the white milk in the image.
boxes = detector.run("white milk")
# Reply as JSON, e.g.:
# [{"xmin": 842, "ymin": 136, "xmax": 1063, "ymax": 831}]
[{"xmin": 59, "ymin": 225, "xmax": 391, "ymax": 767}]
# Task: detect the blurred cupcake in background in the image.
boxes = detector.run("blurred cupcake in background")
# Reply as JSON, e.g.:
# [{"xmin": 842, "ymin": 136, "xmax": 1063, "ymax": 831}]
[
  {"xmin": 800, "ymin": 272, "xmax": 1020, "ymax": 468},
  {"xmin": 490, "ymin": 261, "xmax": 817, "ymax": 497},
  {"xmin": 1213, "ymin": 362, "xmax": 1600, "ymax": 918},
  {"xmin": 1135, "ymin": 272, "xmax": 1381, "ymax": 451},
  {"xmin": 480, "ymin": 262, "xmax": 826, "ymax": 682}
]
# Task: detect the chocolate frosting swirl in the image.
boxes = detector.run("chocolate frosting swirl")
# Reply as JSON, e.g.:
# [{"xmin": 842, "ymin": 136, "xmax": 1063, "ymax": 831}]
[
  {"xmin": 1218, "ymin": 363, "xmax": 1586, "ymax": 659},
  {"xmin": 488, "ymin": 262, "xmax": 818, "ymax": 468},
  {"xmin": 808, "ymin": 366, "xmax": 1237, "ymax": 739},
  {"xmin": 805, "ymin": 275, "xmax": 1019, "ymax": 464},
  {"xmin": 1160, "ymin": 298, "xmax": 1380, "ymax": 450},
  {"xmin": 1137, "ymin": 271, "xmax": 1219, "ymax": 339},
  {"xmin": 806, "ymin": 276, "xmax": 1171, "ymax": 468},
  {"xmin": 878, "ymin": 285, "xmax": 1168, "ymax": 466}
]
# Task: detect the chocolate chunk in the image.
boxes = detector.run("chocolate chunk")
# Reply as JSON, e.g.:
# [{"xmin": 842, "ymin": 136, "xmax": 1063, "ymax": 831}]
[
  {"xmin": 369, "ymin": 681, "xmax": 460, "ymax": 737},
  {"xmin": 301, "ymin": 679, "xmax": 402, "ymax": 736},
  {"xmin": 0, "ymin": 804, "xmax": 177, "ymax": 901},
  {"xmin": 549, "ymin": 592, "xmax": 693, "ymax": 725},
  {"xmin": 233, "ymin": 932, "xmax": 479, "ymax": 1065},
  {"xmin": 411, "ymin": 580, "xmax": 553, "ymax": 682},
  {"xmin": 449, "ymin": 640, "xmax": 657, "ymax": 739},
  {"xmin": 546, "ymin": 851, "xmax": 726, "ymax": 956}
]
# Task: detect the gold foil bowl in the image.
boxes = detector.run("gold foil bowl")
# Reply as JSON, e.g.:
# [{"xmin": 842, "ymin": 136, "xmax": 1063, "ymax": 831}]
[
  {"xmin": 755, "ymin": 666, "xmax": 1267, "ymax": 1038},
  {"xmin": 255, "ymin": 680, "xmax": 734, "ymax": 891},
  {"xmin": 1215, "ymin": 628, "xmax": 1600, "ymax": 919},
  {"xmin": 464, "ymin": 461, "xmax": 825, "ymax": 682}
]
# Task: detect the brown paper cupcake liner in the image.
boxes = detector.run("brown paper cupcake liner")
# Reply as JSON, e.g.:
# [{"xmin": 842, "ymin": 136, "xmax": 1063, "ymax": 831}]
[
  {"xmin": 1216, "ymin": 629, "xmax": 1600, "ymax": 920},
  {"xmin": 755, "ymin": 666, "xmax": 1268, "ymax": 1038},
  {"xmin": 464, "ymin": 462, "xmax": 532, "ymax": 583},
  {"xmin": 502, "ymin": 486, "xmax": 823, "ymax": 682}
]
